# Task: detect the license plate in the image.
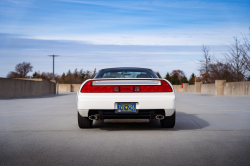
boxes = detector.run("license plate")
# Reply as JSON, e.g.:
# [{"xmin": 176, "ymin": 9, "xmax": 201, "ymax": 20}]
[{"xmin": 117, "ymin": 103, "xmax": 136, "ymax": 113}]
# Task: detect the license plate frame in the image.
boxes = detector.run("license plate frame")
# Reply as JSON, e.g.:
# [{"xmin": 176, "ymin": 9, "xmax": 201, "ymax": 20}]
[{"xmin": 115, "ymin": 102, "xmax": 138, "ymax": 114}]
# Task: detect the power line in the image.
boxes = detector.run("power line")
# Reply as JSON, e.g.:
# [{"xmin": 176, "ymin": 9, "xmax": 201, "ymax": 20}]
[{"xmin": 48, "ymin": 55, "xmax": 59, "ymax": 80}]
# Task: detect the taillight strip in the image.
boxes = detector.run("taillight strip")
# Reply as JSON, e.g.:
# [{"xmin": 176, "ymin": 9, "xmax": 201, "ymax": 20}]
[{"xmin": 81, "ymin": 80, "xmax": 172, "ymax": 93}]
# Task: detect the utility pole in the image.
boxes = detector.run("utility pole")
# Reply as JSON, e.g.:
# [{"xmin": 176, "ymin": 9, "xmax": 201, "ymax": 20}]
[{"xmin": 48, "ymin": 55, "xmax": 59, "ymax": 80}]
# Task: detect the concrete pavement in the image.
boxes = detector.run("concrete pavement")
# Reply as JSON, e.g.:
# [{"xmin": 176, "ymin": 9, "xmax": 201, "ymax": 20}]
[{"xmin": 0, "ymin": 92, "xmax": 250, "ymax": 166}]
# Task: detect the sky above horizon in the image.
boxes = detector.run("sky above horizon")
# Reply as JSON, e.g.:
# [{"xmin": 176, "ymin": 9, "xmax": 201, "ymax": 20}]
[{"xmin": 0, "ymin": 0, "xmax": 249, "ymax": 78}]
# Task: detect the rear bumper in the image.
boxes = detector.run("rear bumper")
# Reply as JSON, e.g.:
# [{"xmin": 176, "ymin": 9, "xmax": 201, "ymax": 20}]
[
  {"xmin": 84, "ymin": 109, "xmax": 175, "ymax": 119},
  {"xmin": 77, "ymin": 92, "xmax": 175, "ymax": 117}
]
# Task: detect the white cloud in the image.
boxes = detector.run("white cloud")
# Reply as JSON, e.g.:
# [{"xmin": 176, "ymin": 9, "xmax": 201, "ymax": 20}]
[
  {"xmin": 4, "ymin": 0, "xmax": 34, "ymax": 6},
  {"xmin": 26, "ymin": 26, "xmax": 248, "ymax": 46},
  {"xmin": 57, "ymin": 0, "xmax": 235, "ymax": 10},
  {"xmin": 58, "ymin": 0, "xmax": 155, "ymax": 11}
]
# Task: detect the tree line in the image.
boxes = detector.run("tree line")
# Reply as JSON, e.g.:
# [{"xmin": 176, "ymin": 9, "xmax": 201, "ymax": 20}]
[
  {"xmin": 32, "ymin": 68, "xmax": 97, "ymax": 84},
  {"xmin": 33, "ymin": 68, "xmax": 193, "ymax": 85},
  {"xmin": 6, "ymin": 63, "xmax": 97, "ymax": 84},
  {"xmin": 157, "ymin": 70, "xmax": 195, "ymax": 85},
  {"xmin": 6, "ymin": 63, "xmax": 194, "ymax": 85},
  {"xmin": 6, "ymin": 61, "xmax": 239, "ymax": 85}
]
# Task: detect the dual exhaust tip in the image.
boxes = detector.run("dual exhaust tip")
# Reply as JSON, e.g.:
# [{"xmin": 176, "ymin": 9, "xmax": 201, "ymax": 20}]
[
  {"xmin": 155, "ymin": 115, "xmax": 164, "ymax": 120},
  {"xmin": 88, "ymin": 114, "xmax": 164, "ymax": 120},
  {"xmin": 89, "ymin": 115, "xmax": 99, "ymax": 120}
]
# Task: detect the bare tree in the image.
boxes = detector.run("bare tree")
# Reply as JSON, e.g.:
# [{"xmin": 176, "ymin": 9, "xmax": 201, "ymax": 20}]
[
  {"xmin": 241, "ymin": 29, "xmax": 250, "ymax": 78},
  {"xmin": 7, "ymin": 62, "xmax": 33, "ymax": 78},
  {"xmin": 15, "ymin": 62, "xmax": 33, "ymax": 77},
  {"xmin": 224, "ymin": 37, "xmax": 247, "ymax": 81},
  {"xmin": 197, "ymin": 28, "xmax": 250, "ymax": 82},
  {"xmin": 7, "ymin": 71, "xmax": 19, "ymax": 78},
  {"xmin": 198, "ymin": 45, "xmax": 213, "ymax": 83},
  {"xmin": 209, "ymin": 62, "xmax": 233, "ymax": 82}
]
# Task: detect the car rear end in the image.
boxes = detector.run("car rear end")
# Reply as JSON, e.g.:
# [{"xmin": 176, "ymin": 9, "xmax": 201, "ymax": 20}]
[{"xmin": 77, "ymin": 78, "xmax": 176, "ymax": 128}]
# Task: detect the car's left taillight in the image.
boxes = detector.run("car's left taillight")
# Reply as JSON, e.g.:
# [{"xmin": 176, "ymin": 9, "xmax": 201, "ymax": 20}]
[{"xmin": 81, "ymin": 80, "xmax": 172, "ymax": 93}]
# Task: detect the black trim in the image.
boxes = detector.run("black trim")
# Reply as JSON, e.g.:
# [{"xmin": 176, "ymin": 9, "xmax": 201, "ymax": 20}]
[{"xmin": 89, "ymin": 109, "xmax": 165, "ymax": 120}]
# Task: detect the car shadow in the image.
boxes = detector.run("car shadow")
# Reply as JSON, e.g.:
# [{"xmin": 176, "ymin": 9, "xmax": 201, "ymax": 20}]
[{"xmin": 92, "ymin": 112, "xmax": 210, "ymax": 131}]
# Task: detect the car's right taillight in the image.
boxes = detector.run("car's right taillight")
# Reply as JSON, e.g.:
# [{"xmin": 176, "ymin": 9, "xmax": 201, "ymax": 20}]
[
  {"xmin": 81, "ymin": 80, "xmax": 172, "ymax": 93},
  {"xmin": 140, "ymin": 80, "xmax": 172, "ymax": 92}
]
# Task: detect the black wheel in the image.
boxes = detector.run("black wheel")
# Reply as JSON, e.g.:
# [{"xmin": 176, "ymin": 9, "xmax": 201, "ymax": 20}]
[
  {"xmin": 78, "ymin": 112, "xmax": 93, "ymax": 128},
  {"xmin": 160, "ymin": 112, "xmax": 175, "ymax": 128}
]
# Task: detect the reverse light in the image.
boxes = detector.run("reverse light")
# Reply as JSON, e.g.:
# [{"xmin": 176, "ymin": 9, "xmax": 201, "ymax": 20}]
[
  {"xmin": 113, "ymin": 86, "xmax": 119, "ymax": 92},
  {"xmin": 134, "ymin": 86, "xmax": 140, "ymax": 92}
]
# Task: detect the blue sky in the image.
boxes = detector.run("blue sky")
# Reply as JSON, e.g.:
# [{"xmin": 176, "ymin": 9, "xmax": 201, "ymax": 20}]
[{"xmin": 0, "ymin": 0, "xmax": 249, "ymax": 78}]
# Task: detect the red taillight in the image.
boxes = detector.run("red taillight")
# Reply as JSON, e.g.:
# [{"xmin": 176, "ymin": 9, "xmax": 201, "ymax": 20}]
[
  {"xmin": 80, "ymin": 81, "xmax": 92, "ymax": 92},
  {"xmin": 81, "ymin": 81, "xmax": 113, "ymax": 92},
  {"xmin": 81, "ymin": 80, "xmax": 172, "ymax": 93}
]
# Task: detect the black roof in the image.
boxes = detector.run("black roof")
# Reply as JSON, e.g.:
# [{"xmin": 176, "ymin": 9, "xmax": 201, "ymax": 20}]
[{"xmin": 100, "ymin": 67, "xmax": 153, "ymax": 71}]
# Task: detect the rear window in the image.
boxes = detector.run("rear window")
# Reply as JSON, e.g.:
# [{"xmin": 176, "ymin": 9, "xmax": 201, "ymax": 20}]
[{"xmin": 94, "ymin": 68, "xmax": 158, "ymax": 78}]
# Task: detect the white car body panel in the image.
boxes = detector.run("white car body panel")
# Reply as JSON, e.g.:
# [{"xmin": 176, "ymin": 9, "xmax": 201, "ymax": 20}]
[{"xmin": 77, "ymin": 78, "xmax": 176, "ymax": 118}]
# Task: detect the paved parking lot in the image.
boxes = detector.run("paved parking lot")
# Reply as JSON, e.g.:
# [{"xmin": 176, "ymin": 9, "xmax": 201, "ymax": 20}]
[{"xmin": 0, "ymin": 92, "xmax": 250, "ymax": 166}]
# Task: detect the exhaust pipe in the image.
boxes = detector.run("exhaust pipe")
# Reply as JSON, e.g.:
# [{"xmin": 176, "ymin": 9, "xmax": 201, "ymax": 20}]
[
  {"xmin": 88, "ymin": 115, "xmax": 99, "ymax": 120},
  {"xmin": 155, "ymin": 115, "xmax": 164, "ymax": 120}
]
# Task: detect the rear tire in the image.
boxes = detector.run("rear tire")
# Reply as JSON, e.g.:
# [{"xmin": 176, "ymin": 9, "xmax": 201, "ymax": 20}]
[
  {"xmin": 78, "ymin": 112, "xmax": 92, "ymax": 128},
  {"xmin": 160, "ymin": 112, "xmax": 175, "ymax": 128}
]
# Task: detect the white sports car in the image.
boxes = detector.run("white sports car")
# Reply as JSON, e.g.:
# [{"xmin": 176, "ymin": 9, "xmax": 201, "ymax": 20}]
[{"xmin": 76, "ymin": 67, "xmax": 176, "ymax": 128}]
